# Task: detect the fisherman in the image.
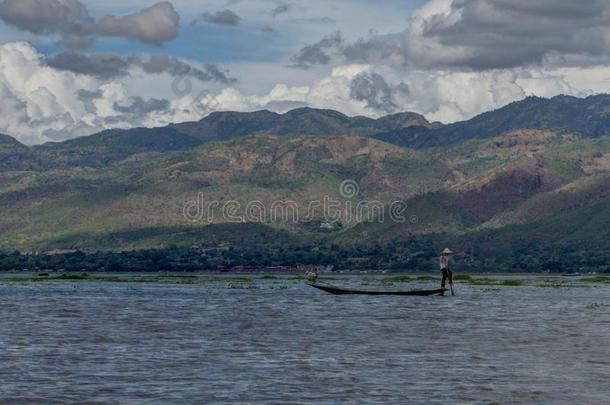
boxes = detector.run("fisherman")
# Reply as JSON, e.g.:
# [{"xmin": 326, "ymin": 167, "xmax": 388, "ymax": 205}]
[
  {"xmin": 306, "ymin": 270, "xmax": 318, "ymax": 282},
  {"xmin": 440, "ymin": 248, "xmax": 455, "ymax": 296}
]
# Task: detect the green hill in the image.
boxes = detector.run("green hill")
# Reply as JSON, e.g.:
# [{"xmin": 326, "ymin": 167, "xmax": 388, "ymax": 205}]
[
  {"xmin": 3, "ymin": 95, "xmax": 610, "ymax": 271},
  {"xmin": 171, "ymin": 107, "xmax": 432, "ymax": 142},
  {"xmin": 374, "ymin": 94, "xmax": 610, "ymax": 148}
]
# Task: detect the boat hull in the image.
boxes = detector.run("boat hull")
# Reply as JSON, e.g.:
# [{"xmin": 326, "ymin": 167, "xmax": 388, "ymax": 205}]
[{"xmin": 307, "ymin": 282, "xmax": 446, "ymax": 296}]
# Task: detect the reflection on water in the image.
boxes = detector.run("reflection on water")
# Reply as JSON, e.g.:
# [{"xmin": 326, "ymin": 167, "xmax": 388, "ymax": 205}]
[{"xmin": 0, "ymin": 276, "xmax": 609, "ymax": 403}]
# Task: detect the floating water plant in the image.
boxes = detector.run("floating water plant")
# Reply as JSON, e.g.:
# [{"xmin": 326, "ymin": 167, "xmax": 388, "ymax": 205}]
[
  {"xmin": 382, "ymin": 275, "xmax": 412, "ymax": 283},
  {"xmin": 501, "ymin": 279, "xmax": 522, "ymax": 286},
  {"xmin": 580, "ymin": 276, "xmax": 610, "ymax": 283}
]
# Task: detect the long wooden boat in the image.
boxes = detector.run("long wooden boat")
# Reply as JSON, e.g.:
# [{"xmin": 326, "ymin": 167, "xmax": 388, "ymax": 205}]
[{"xmin": 307, "ymin": 282, "xmax": 446, "ymax": 296}]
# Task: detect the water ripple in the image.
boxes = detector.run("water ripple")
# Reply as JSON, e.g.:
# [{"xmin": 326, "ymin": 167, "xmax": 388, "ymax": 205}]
[{"xmin": 0, "ymin": 279, "xmax": 608, "ymax": 403}]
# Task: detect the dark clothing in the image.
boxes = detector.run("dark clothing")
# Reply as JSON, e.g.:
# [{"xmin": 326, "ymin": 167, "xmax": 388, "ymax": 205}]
[{"xmin": 441, "ymin": 268, "xmax": 453, "ymax": 288}]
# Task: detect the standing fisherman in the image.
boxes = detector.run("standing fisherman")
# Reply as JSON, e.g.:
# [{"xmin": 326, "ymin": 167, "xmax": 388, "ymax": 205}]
[{"xmin": 440, "ymin": 248, "xmax": 455, "ymax": 296}]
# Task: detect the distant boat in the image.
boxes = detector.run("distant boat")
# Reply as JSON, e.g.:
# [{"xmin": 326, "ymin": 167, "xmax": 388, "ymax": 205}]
[{"xmin": 307, "ymin": 282, "xmax": 446, "ymax": 296}]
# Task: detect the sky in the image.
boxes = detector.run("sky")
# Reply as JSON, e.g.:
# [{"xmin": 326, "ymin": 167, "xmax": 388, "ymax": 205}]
[{"xmin": 2, "ymin": 0, "xmax": 610, "ymax": 144}]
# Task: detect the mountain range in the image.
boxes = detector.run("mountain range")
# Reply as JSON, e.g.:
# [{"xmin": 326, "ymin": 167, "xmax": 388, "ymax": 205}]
[{"xmin": 2, "ymin": 94, "xmax": 610, "ymax": 272}]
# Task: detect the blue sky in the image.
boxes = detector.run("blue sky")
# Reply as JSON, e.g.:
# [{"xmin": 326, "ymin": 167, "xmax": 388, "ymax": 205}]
[{"xmin": 22, "ymin": 0, "xmax": 426, "ymax": 63}]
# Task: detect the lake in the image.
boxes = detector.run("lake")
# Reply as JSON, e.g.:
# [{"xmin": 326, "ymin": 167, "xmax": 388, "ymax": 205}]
[{"xmin": 0, "ymin": 275, "xmax": 609, "ymax": 404}]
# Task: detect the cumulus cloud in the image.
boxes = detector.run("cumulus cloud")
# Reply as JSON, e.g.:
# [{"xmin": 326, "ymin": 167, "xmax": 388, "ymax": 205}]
[
  {"xmin": 162, "ymin": 64, "xmax": 585, "ymax": 125},
  {"xmin": 139, "ymin": 54, "xmax": 236, "ymax": 83},
  {"xmin": 271, "ymin": 4, "xmax": 289, "ymax": 17},
  {"xmin": 289, "ymin": 31, "xmax": 344, "ymax": 69},
  {"xmin": 0, "ymin": 0, "xmax": 179, "ymax": 47},
  {"xmin": 342, "ymin": 33, "xmax": 405, "ymax": 65},
  {"xmin": 192, "ymin": 9, "xmax": 240, "ymax": 27},
  {"xmin": 0, "ymin": 41, "xmax": 101, "ymax": 143},
  {"xmin": 289, "ymin": 31, "xmax": 406, "ymax": 69},
  {"xmin": 350, "ymin": 72, "xmax": 405, "ymax": 114},
  {"xmin": 0, "ymin": 42, "xmax": 180, "ymax": 143},
  {"xmin": 94, "ymin": 2, "xmax": 180, "ymax": 46},
  {"xmin": 113, "ymin": 96, "xmax": 170, "ymax": 115},
  {"xmin": 47, "ymin": 52, "xmax": 131, "ymax": 79},
  {"xmin": 46, "ymin": 52, "xmax": 236, "ymax": 83},
  {"xmin": 405, "ymin": 0, "xmax": 610, "ymax": 70},
  {"xmin": 0, "ymin": 38, "xmax": 601, "ymax": 146},
  {"xmin": 76, "ymin": 89, "xmax": 102, "ymax": 113},
  {"xmin": 290, "ymin": 0, "xmax": 610, "ymax": 72},
  {"xmin": 0, "ymin": 0, "xmax": 90, "ymax": 34},
  {"xmin": 282, "ymin": 0, "xmax": 610, "ymax": 128}
]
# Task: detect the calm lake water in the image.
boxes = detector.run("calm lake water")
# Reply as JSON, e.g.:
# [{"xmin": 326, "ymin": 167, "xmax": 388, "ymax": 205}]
[{"xmin": 0, "ymin": 275, "xmax": 609, "ymax": 404}]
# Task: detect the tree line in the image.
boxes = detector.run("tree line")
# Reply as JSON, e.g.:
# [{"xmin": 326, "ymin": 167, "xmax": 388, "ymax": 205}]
[{"xmin": 0, "ymin": 238, "xmax": 608, "ymax": 273}]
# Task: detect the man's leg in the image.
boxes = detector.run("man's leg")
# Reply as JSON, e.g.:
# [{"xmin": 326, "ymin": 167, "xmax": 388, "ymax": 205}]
[
  {"xmin": 441, "ymin": 269, "xmax": 448, "ymax": 289},
  {"xmin": 448, "ymin": 269, "xmax": 455, "ymax": 296}
]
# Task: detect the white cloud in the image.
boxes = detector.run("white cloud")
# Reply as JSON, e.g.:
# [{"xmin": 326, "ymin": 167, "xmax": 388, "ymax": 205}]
[
  {"xmin": 0, "ymin": 0, "xmax": 180, "ymax": 47},
  {"xmin": 150, "ymin": 63, "xmax": 590, "ymax": 125},
  {"xmin": 0, "ymin": 41, "xmax": 97, "ymax": 143},
  {"xmin": 0, "ymin": 40, "xmax": 608, "ymax": 145},
  {"xmin": 0, "ymin": 41, "xmax": 172, "ymax": 143},
  {"xmin": 404, "ymin": 0, "xmax": 610, "ymax": 70}
]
